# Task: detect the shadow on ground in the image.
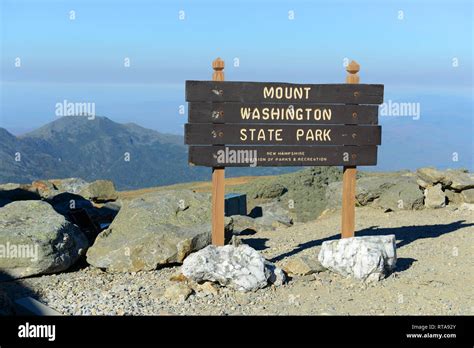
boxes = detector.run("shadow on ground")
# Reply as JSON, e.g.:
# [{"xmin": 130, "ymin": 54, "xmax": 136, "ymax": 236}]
[
  {"xmin": 394, "ymin": 257, "xmax": 417, "ymax": 272},
  {"xmin": 269, "ymin": 220, "xmax": 473, "ymax": 264},
  {"xmin": 242, "ymin": 237, "xmax": 270, "ymax": 251},
  {"xmin": 0, "ymin": 271, "xmax": 37, "ymax": 316}
]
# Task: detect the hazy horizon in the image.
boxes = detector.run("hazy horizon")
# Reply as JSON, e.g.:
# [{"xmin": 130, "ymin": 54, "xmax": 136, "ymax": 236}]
[{"xmin": 1, "ymin": 0, "xmax": 472, "ymax": 172}]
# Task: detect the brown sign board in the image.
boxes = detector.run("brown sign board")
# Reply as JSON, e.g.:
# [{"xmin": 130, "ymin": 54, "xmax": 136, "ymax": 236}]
[
  {"xmin": 188, "ymin": 102, "xmax": 379, "ymax": 125},
  {"xmin": 188, "ymin": 59, "xmax": 383, "ymax": 243},
  {"xmin": 186, "ymin": 81, "xmax": 384, "ymax": 104},
  {"xmin": 189, "ymin": 145, "xmax": 378, "ymax": 167},
  {"xmin": 185, "ymin": 124, "xmax": 381, "ymax": 146}
]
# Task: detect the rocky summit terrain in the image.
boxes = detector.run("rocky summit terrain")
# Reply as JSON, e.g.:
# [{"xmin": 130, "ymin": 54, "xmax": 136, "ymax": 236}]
[{"xmin": 0, "ymin": 166, "xmax": 473, "ymax": 315}]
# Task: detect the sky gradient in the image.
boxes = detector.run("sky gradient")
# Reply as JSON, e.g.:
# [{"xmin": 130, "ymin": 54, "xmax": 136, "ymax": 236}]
[{"xmin": 1, "ymin": 0, "xmax": 472, "ymax": 170}]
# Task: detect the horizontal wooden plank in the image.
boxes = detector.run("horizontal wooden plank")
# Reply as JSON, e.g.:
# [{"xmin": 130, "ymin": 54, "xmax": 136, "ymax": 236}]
[
  {"xmin": 188, "ymin": 102, "xmax": 379, "ymax": 125},
  {"xmin": 189, "ymin": 145, "xmax": 378, "ymax": 167},
  {"xmin": 186, "ymin": 81, "xmax": 384, "ymax": 104},
  {"xmin": 185, "ymin": 124, "xmax": 381, "ymax": 146}
]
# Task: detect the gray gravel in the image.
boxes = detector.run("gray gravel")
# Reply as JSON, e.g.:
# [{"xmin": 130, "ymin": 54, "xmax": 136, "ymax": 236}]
[{"xmin": 1, "ymin": 205, "xmax": 473, "ymax": 316}]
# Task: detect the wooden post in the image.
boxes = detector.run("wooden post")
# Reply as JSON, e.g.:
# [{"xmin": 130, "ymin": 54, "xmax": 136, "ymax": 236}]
[
  {"xmin": 211, "ymin": 58, "xmax": 225, "ymax": 246},
  {"xmin": 341, "ymin": 60, "xmax": 360, "ymax": 238}
]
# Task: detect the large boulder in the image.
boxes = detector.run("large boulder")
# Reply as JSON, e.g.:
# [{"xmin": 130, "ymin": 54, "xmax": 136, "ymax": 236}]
[
  {"xmin": 182, "ymin": 244, "xmax": 285, "ymax": 292},
  {"xmin": 424, "ymin": 184, "xmax": 446, "ymax": 208},
  {"xmin": 318, "ymin": 235, "xmax": 397, "ymax": 282},
  {"xmin": 253, "ymin": 202, "xmax": 293, "ymax": 229},
  {"xmin": 0, "ymin": 183, "xmax": 39, "ymax": 201},
  {"xmin": 48, "ymin": 178, "xmax": 89, "ymax": 195},
  {"xmin": 30, "ymin": 180, "xmax": 57, "ymax": 199},
  {"xmin": 446, "ymin": 170, "xmax": 474, "ymax": 191},
  {"xmin": 326, "ymin": 174, "xmax": 424, "ymax": 211},
  {"xmin": 326, "ymin": 174, "xmax": 399, "ymax": 207},
  {"xmin": 231, "ymin": 215, "xmax": 261, "ymax": 235},
  {"xmin": 232, "ymin": 202, "xmax": 293, "ymax": 234},
  {"xmin": 356, "ymin": 175, "xmax": 402, "ymax": 206},
  {"xmin": 237, "ymin": 167, "xmax": 343, "ymax": 222},
  {"xmin": 416, "ymin": 167, "xmax": 447, "ymax": 185},
  {"xmin": 416, "ymin": 168, "xmax": 474, "ymax": 191},
  {"xmin": 26, "ymin": 178, "xmax": 89, "ymax": 200},
  {"xmin": 78, "ymin": 180, "xmax": 118, "ymax": 202},
  {"xmin": 0, "ymin": 201, "xmax": 88, "ymax": 279},
  {"xmin": 246, "ymin": 182, "xmax": 288, "ymax": 199},
  {"xmin": 86, "ymin": 190, "xmax": 218, "ymax": 272},
  {"xmin": 325, "ymin": 181, "xmax": 344, "ymax": 208},
  {"xmin": 374, "ymin": 177, "xmax": 424, "ymax": 211},
  {"xmin": 460, "ymin": 189, "xmax": 474, "ymax": 204},
  {"xmin": 0, "ymin": 198, "xmax": 12, "ymax": 208},
  {"xmin": 445, "ymin": 189, "xmax": 463, "ymax": 204},
  {"xmin": 0, "ymin": 178, "xmax": 115, "ymax": 203},
  {"xmin": 2, "ymin": 178, "xmax": 119, "ymax": 203}
]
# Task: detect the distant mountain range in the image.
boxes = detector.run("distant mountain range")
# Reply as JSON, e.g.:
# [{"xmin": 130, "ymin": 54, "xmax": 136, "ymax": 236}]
[{"xmin": 0, "ymin": 116, "xmax": 294, "ymax": 190}]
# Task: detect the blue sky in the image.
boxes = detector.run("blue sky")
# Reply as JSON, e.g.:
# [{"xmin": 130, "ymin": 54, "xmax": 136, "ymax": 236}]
[{"xmin": 0, "ymin": 0, "xmax": 472, "ymax": 170}]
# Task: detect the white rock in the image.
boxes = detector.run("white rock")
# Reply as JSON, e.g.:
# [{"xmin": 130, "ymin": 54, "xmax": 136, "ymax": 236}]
[
  {"xmin": 318, "ymin": 235, "xmax": 397, "ymax": 282},
  {"xmin": 182, "ymin": 245, "xmax": 285, "ymax": 292}
]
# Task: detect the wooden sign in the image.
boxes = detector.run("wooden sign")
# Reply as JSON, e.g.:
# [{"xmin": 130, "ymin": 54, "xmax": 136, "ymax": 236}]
[
  {"xmin": 186, "ymin": 81, "xmax": 384, "ymax": 104},
  {"xmin": 185, "ymin": 124, "xmax": 381, "ymax": 146},
  {"xmin": 189, "ymin": 102, "xmax": 379, "ymax": 124},
  {"xmin": 189, "ymin": 145, "xmax": 377, "ymax": 167},
  {"xmin": 185, "ymin": 58, "xmax": 384, "ymax": 245}
]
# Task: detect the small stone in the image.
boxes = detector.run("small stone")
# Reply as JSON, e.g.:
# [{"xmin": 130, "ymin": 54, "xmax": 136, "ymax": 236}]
[
  {"xmin": 299, "ymin": 274, "xmax": 317, "ymax": 282},
  {"xmin": 163, "ymin": 283, "xmax": 193, "ymax": 303},
  {"xmin": 264, "ymin": 261, "xmax": 286, "ymax": 286},
  {"xmin": 169, "ymin": 273, "xmax": 188, "ymax": 282},
  {"xmin": 150, "ymin": 288, "xmax": 163, "ymax": 300},
  {"xmin": 280, "ymin": 256, "xmax": 326, "ymax": 276},
  {"xmin": 230, "ymin": 235, "xmax": 242, "ymax": 247},
  {"xmin": 195, "ymin": 282, "xmax": 219, "ymax": 296}
]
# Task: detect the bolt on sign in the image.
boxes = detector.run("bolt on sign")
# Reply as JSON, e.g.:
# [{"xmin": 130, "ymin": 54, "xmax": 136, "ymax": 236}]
[{"xmin": 185, "ymin": 58, "xmax": 384, "ymax": 245}]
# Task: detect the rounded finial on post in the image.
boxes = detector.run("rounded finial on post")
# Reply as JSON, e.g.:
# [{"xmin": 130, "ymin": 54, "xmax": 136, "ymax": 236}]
[
  {"xmin": 346, "ymin": 60, "xmax": 360, "ymax": 84},
  {"xmin": 212, "ymin": 57, "xmax": 225, "ymax": 81}
]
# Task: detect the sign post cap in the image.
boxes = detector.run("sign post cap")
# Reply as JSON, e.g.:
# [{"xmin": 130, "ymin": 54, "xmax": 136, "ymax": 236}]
[
  {"xmin": 346, "ymin": 60, "xmax": 360, "ymax": 74},
  {"xmin": 212, "ymin": 57, "xmax": 225, "ymax": 71}
]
